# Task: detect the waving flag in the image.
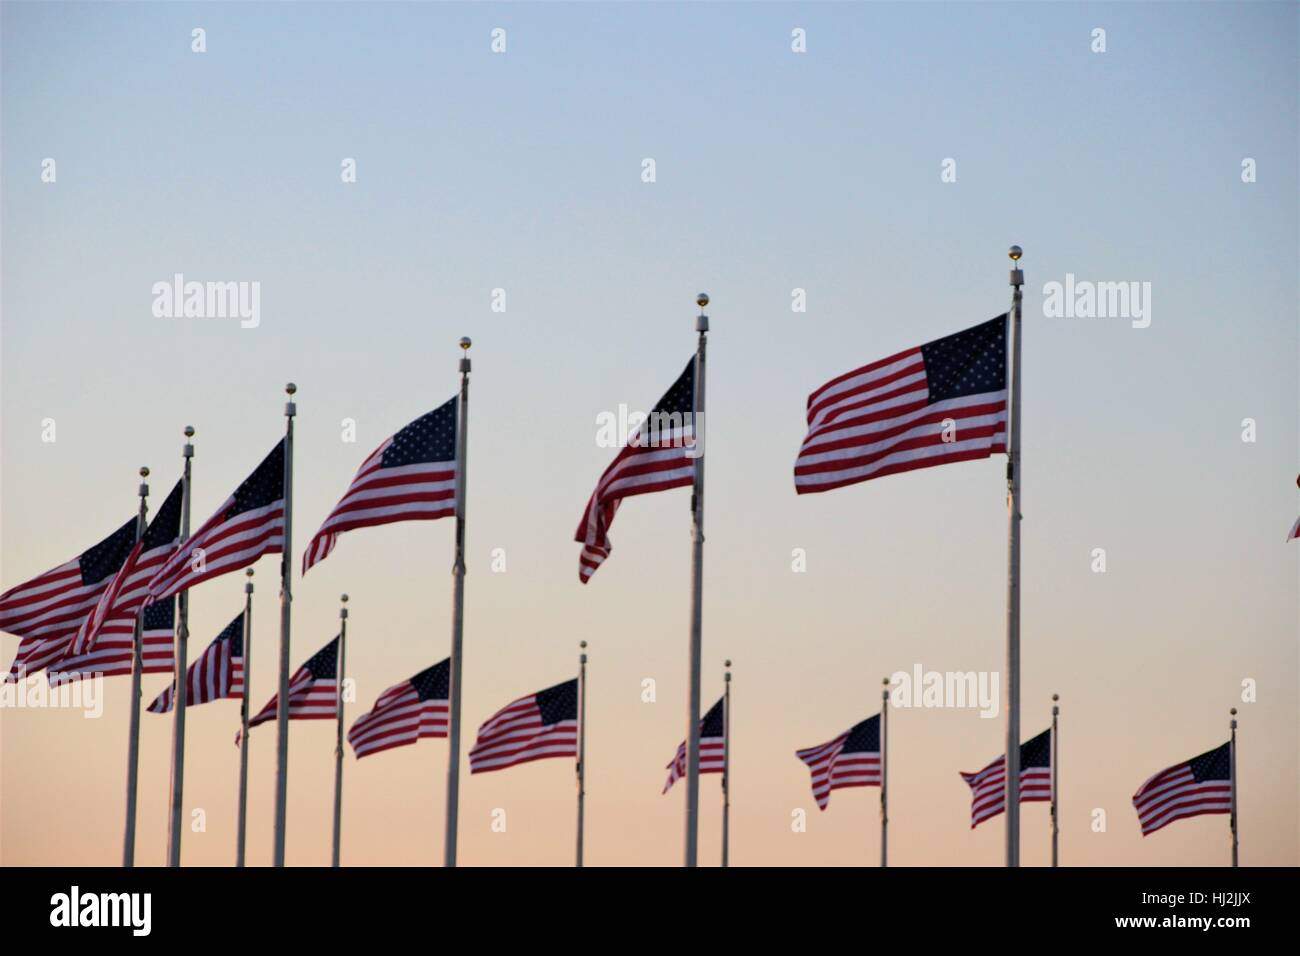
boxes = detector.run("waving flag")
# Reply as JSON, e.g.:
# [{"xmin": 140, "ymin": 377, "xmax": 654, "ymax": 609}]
[
  {"xmin": 303, "ymin": 400, "xmax": 457, "ymax": 574},
  {"xmin": 796, "ymin": 713, "xmax": 882, "ymax": 810},
  {"xmin": 148, "ymin": 439, "xmax": 285, "ymax": 602},
  {"xmin": 1, "ymin": 515, "xmax": 139, "ymax": 680},
  {"xmin": 72, "ymin": 481, "xmax": 183, "ymax": 655},
  {"xmin": 663, "ymin": 696, "xmax": 725, "ymax": 793},
  {"xmin": 960, "ymin": 728, "xmax": 1052, "ymax": 828},
  {"xmin": 575, "ymin": 360, "xmax": 696, "ymax": 582},
  {"xmin": 243, "ymin": 636, "xmax": 340, "ymax": 739},
  {"xmin": 1132, "ymin": 742, "xmax": 1232, "ymax": 837},
  {"xmin": 348, "ymin": 659, "xmax": 450, "ymax": 759},
  {"xmin": 468, "ymin": 678, "xmax": 578, "ymax": 773},
  {"xmin": 49, "ymin": 599, "xmax": 176, "ymax": 680},
  {"xmin": 147, "ymin": 610, "xmax": 245, "ymax": 714},
  {"xmin": 795, "ymin": 315, "xmax": 1008, "ymax": 494}
]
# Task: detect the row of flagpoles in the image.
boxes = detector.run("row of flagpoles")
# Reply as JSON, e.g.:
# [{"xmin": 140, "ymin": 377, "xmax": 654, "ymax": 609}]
[{"xmin": 0, "ymin": 247, "xmax": 1245, "ymax": 866}]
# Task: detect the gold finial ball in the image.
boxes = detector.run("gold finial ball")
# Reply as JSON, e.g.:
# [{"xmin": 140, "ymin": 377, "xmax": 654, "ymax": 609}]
[
  {"xmin": 246, "ymin": 568, "xmax": 254, "ymax": 578},
  {"xmin": 580, "ymin": 640, "xmax": 587, "ymax": 649},
  {"xmin": 459, "ymin": 336, "xmax": 472, "ymax": 351},
  {"xmin": 285, "ymin": 382, "xmax": 297, "ymax": 395},
  {"xmin": 1008, "ymin": 245, "xmax": 1023, "ymax": 261},
  {"xmin": 1052, "ymin": 693, "xmax": 1059, "ymax": 701},
  {"xmin": 882, "ymin": 677, "xmax": 890, "ymax": 686},
  {"xmin": 340, "ymin": 593, "xmax": 349, "ymax": 603},
  {"xmin": 696, "ymin": 293, "xmax": 709, "ymax": 308},
  {"xmin": 139, "ymin": 466, "xmax": 150, "ymax": 477},
  {"xmin": 184, "ymin": 425, "xmax": 195, "ymax": 438},
  {"xmin": 724, "ymin": 659, "xmax": 732, "ymax": 668},
  {"xmin": 1231, "ymin": 707, "xmax": 1238, "ymax": 715}
]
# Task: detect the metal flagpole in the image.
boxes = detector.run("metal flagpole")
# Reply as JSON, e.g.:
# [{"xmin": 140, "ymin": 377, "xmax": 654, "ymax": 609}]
[
  {"xmin": 167, "ymin": 426, "xmax": 195, "ymax": 867},
  {"xmin": 236, "ymin": 568, "xmax": 253, "ymax": 867},
  {"xmin": 685, "ymin": 292, "xmax": 709, "ymax": 868},
  {"xmin": 444, "ymin": 337, "xmax": 471, "ymax": 867},
  {"xmin": 576, "ymin": 640, "xmax": 587, "ymax": 868},
  {"xmin": 1230, "ymin": 707, "xmax": 1239, "ymax": 867},
  {"xmin": 721, "ymin": 659, "xmax": 731, "ymax": 868},
  {"xmin": 1051, "ymin": 693, "xmax": 1059, "ymax": 867},
  {"xmin": 273, "ymin": 383, "xmax": 296, "ymax": 867},
  {"xmin": 1004, "ymin": 246, "xmax": 1024, "ymax": 868},
  {"xmin": 121, "ymin": 466, "xmax": 151, "ymax": 867},
  {"xmin": 881, "ymin": 677, "xmax": 889, "ymax": 868},
  {"xmin": 332, "ymin": 594, "xmax": 347, "ymax": 867}
]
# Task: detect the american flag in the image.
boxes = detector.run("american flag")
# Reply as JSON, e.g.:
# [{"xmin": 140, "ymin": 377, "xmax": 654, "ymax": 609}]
[
  {"xmin": 72, "ymin": 480, "xmax": 184, "ymax": 656},
  {"xmin": 959, "ymin": 728, "xmax": 1052, "ymax": 828},
  {"xmin": 147, "ymin": 610, "xmax": 245, "ymax": 714},
  {"xmin": 1132, "ymin": 742, "xmax": 1232, "ymax": 837},
  {"xmin": 575, "ymin": 360, "xmax": 696, "ymax": 582},
  {"xmin": 794, "ymin": 315, "xmax": 1008, "ymax": 494},
  {"xmin": 2, "ymin": 515, "xmax": 139, "ymax": 681},
  {"xmin": 49, "ymin": 599, "xmax": 176, "ymax": 681},
  {"xmin": 468, "ymin": 678, "xmax": 578, "ymax": 773},
  {"xmin": 303, "ymin": 399, "xmax": 457, "ymax": 575},
  {"xmin": 147, "ymin": 439, "xmax": 286, "ymax": 602},
  {"xmin": 796, "ymin": 713, "xmax": 881, "ymax": 810},
  {"xmin": 663, "ymin": 696, "xmax": 726, "ymax": 794},
  {"xmin": 348, "ymin": 659, "xmax": 449, "ymax": 759},
  {"xmin": 243, "ymin": 635, "xmax": 340, "ymax": 740}
]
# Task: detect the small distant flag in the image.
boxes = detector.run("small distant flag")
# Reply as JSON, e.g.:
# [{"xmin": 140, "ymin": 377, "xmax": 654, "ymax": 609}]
[
  {"xmin": 148, "ymin": 440, "xmax": 286, "ymax": 602},
  {"xmin": 960, "ymin": 728, "xmax": 1052, "ymax": 828},
  {"xmin": 1, "ymin": 515, "xmax": 140, "ymax": 680},
  {"xmin": 49, "ymin": 599, "xmax": 176, "ymax": 681},
  {"xmin": 303, "ymin": 400, "xmax": 458, "ymax": 575},
  {"xmin": 147, "ymin": 611, "xmax": 245, "ymax": 714},
  {"xmin": 72, "ymin": 480, "xmax": 184, "ymax": 655},
  {"xmin": 794, "ymin": 315, "xmax": 1008, "ymax": 494},
  {"xmin": 796, "ymin": 714, "xmax": 882, "ymax": 810},
  {"xmin": 1132, "ymin": 742, "xmax": 1232, "ymax": 837},
  {"xmin": 241, "ymin": 636, "xmax": 340, "ymax": 743},
  {"xmin": 348, "ymin": 659, "xmax": 450, "ymax": 759},
  {"xmin": 468, "ymin": 678, "xmax": 578, "ymax": 773},
  {"xmin": 575, "ymin": 360, "xmax": 696, "ymax": 582},
  {"xmin": 663, "ymin": 696, "xmax": 725, "ymax": 794}
]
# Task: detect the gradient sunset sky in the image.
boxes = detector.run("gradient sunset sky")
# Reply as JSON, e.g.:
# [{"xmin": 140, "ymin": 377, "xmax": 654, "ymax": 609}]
[{"xmin": 2, "ymin": 1, "xmax": 1296, "ymax": 866}]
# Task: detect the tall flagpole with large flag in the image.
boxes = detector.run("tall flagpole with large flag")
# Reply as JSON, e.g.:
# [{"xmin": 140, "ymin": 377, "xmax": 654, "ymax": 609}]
[
  {"xmin": 332, "ymin": 593, "xmax": 348, "ymax": 867},
  {"xmin": 576, "ymin": 640, "xmax": 587, "ymax": 868},
  {"xmin": 721, "ymin": 659, "xmax": 731, "ymax": 867},
  {"xmin": 273, "ymin": 383, "xmax": 297, "ymax": 867},
  {"xmin": 444, "ymin": 337, "xmax": 471, "ymax": 867},
  {"xmin": 881, "ymin": 676, "xmax": 890, "ymax": 867},
  {"xmin": 121, "ymin": 466, "xmax": 151, "ymax": 867},
  {"xmin": 684, "ymin": 293, "xmax": 709, "ymax": 868},
  {"xmin": 236, "ymin": 568, "xmax": 253, "ymax": 867},
  {"xmin": 1230, "ymin": 707, "xmax": 1239, "ymax": 867},
  {"xmin": 166, "ymin": 426, "xmax": 194, "ymax": 867},
  {"xmin": 1005, "ymin": 246, "xmax": 1025, "ymax": 868}
]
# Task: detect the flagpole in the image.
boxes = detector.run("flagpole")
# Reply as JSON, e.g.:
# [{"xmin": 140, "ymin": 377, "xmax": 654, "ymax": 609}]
[
  {"xmin": 444, "ymin": 337, "xmax": 471, "ymax": 867},
  {"xmin": 332, "ymin": 594, "xmax": 347, "ymax": 868},
  {"xmin": 1051, "ymin": 693, "xmax": 1059, "ymax": 868},
  {"xmin": 685, "ymin": 292, "xmax": 709, "ymax": 868},
  {"xmin": 721, "ymin": 659, "xmax": 731, "ymax": 868},
  {"xmin": 236, "ymin": 568, "xmax": 253, "ymax": 867},
  {"xmin": 1230, "ymin": 707, "xmax": 1238, "ymax": 867},
  {"xmin": 1004, "ymin": 246, "xmax": 1024, "ymax": 868},
  {"xmin": 273, "ymin": 383, "xmax": 296, "ymax": 867},
  {"xmin": 121, "ymin": 466, "xmax": 151, "ymax": 868},
  {"xmin": 576, "ymin": 640, "xmax": 587, "ymax": 868},
  {"xmin": 881, "ymin": 677, "xmax": 889, "ymax": 868},
  {"xmin": 166, "ymin": 425, "xmax": 195, "ymax": 867}
]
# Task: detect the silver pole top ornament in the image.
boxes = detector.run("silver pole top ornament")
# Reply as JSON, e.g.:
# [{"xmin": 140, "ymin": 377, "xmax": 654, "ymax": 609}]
[
  {"xmin": 1008, "ymin": 245, "xmax": 1024, "ymax": 288},
  {"xmin": 459, "ymin": 337, "xmax": 472, "ymax": 351},
  {"xmin": 696, "ymin": 293, "xmax": 709, "ymax": 333},
  {"xmin": 139, "ymin": 466, "xmax": 150, "ymax": 478},
  {"xmin": 245, "ymin": 567, "xmax": 254, "ymax": 593},
  {"xmin": 285, "ymin": 383, "xmax": 297, "ymax": 395},
  {"xmin": 1009, "ymin": 245, "xmax": 1023, "ymax": 261}
]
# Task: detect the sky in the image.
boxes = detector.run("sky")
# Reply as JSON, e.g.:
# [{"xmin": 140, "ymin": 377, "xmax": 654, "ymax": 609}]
[{"xmin": 1, "ymin": 1, "xmax": 1296, "ymax": 867}]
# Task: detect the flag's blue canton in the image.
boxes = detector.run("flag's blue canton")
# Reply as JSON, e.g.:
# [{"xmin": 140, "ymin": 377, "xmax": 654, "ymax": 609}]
[
  {"xmin": 381, "ymin": 397, "xmax": 457, "ymax": 468},
  {"xmin": 1189, "ymin": 742, "xmax": 1231, "ymax": 782},
  {"xmin": 920, "ymin": 314, "xmax": 1007, "ymax": 404},
  {"xmin": 652, "ymin": 360, "xmax": 696, "ymax": 417},
  {"xmin": 216, "ymin": 611, "xmax": 245, "ymax": 657},
  {"xmin": 843, "ymin": 714, "xmax": 880, "ymax": 753},
  {"xmin": 1019, "ymin": 728, "xmax": 1052, "ymax": 769},
  {"xmin": 535, "ymin": 678, "xmax": 578, "ymax": 725},
  {"xmin": 700, "ymin": 697, "xmax": 725, "ymax": 737},
  {"xmin": 304, "ymin": 636, "xmax": 340, "ymax": 679},
  {"xmin": 143, "ymin": 597, "xmax": 174, "ymax": 631},
  {"xmin": 223, "ymin": 439, "xmax": 286, "ymax": 519},
  {"xmin": 78, "ymin": 519, "xmax": 139, "ymax": 586},
  {"xmin": 143, "ymin": 481, "xmax": 184, "ymax": 548},
  {"xmin": 412, "ymin": 659, "xmax": 450, "ymax": 701}
]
